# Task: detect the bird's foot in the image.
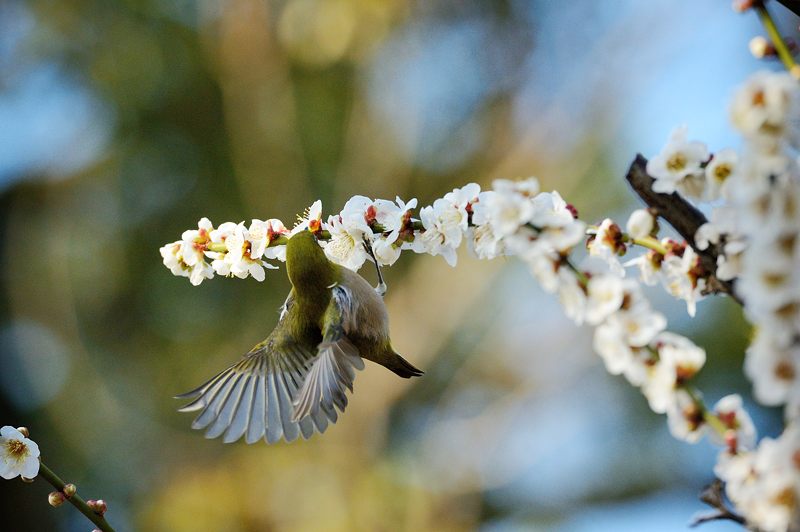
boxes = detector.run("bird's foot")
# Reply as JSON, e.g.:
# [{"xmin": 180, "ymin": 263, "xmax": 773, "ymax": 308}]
[{"xmin": 362, "ymin": 236, "xmax": 388, "ymax": 297}]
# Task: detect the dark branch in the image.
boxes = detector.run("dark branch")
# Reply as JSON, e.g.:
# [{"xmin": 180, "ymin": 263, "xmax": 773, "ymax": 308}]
[
  {"xmin": 774, "ymin": 0, "xmax": 800, "ymax": 19},
  {"xmin": 624, "ymin": 155, "xmax": 743, "ymax": 305},
  {"xmin": 690, "ymin": 480, "xmax": 747, "ymax": 528}
]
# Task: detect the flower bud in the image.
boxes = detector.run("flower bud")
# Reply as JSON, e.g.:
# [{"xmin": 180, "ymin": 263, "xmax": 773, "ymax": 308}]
[
  {"xmin": 749, "ymin": 36, "xmax": 772, "ymax": 59},
  {"xmin": 20, "ymin": 476, "xmax": 35, "ymax": 483},
  {"xmin": 48, "ymin": 491, "xmax": 66, "ymax": 507},
  {"xmin": 626, "ymin": 209, "xmax": 656, "ymax": 239},
  {"xmin": 63, "ymin": 483, "xmax": 77, "ymax": 498},
  {"xmin": 15, "ymin": 427, "xmax": 29, "ymax": 438},
  {"xmin": 88, "ymin": 499, "xmax": 107, "ymax": 515}
]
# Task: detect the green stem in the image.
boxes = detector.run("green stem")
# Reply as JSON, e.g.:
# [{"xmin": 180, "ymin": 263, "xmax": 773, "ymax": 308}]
[
  {"xmin": 628, "ymin": 235, "xmax": 669, "ymax": 255},
  {"xmin": 683, "ymin": 386, "xmax": 727, "ymax": 440},
  {"xmin": 755, "ymin": 1, "xmax": 799, "ymax": 77},
  {"xmin": 206, "ymin": 235, "xmax": 290, "ymax": 254},
  {"xmin": 37, "ymin": 461, "xmax": 115, "ymax": 532},
  {"xmin": 587, "ymin": 225, "xmax": 668, "ymax": 255},
  {"xmin": 563, "ymin": 257, "xmax": 589, "ymax": 286}
]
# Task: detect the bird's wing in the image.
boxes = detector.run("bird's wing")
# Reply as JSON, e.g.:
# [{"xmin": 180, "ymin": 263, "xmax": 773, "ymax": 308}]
[
  {"xmin": 175, "ymin": 294, "xmax": 337, "ymax": 444},
  {"xmin": 292, "ymin": 284, "xmax": 365, "ymax": 422}
]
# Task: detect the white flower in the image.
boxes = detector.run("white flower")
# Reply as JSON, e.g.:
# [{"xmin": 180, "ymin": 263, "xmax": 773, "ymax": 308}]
[
  {"xmin": 339, "ymin": 195, "xmax": 375, "ymax": 235},
  {"xmin": 704, "ymin": 148, "xmax": 738, "ymax": 200},
  {"xmin": 160, "ymin": 219, "xmax": 216, "ymax": 285},
  {"xmin": 587, "ymin": 219, "xmax": 625, "ymax": 275},
  {"xmin": 412, "ymin": 185, "xmax": 479, "ymax": 267},
  {"xmin": 624, "ymin": 250, "xmax": 661, "ymax": 286},
  {"xmin": 694, "ymin": 223, "xmax": 720, "ymax": 251},
  {"xmin": 647, "ymin": 126, "xmax": 709, "ymax": 197},
  {"xmin": 0, "ymin": 426, "xmax": 39, "ymax": 480},
  {"xmin": 661, "ymin": 245, "xmax": 706, "ymax": 316},
  {"xmin": 730, "ymin": 70, "xmax": 798, "ymax": 146},
  {"xmin": 625, "ymin": 209, "xmax": 655, "ymax": 239},
  {"xmin": 557, "ymin": 268, "xmax": 587, "ymax": 325},
  {"xmin": 711, "ymin": 394, "xmax": 757, "ymax": 453},
  {"xmin": 427, "ymin": 183, "xmax": 480, "ymax": 248},
  {"xmin": 472, "ymin": 178, "xmax": 539, "ymax": 238},
  {"xmin": 721, "ymin": 426, "xmax": 800, "ymax": 532},
  {"xmin": 375, "ymin": 197, "xmax": 417, "ymax": 236},
  {"xmin": 372, "ymin": 236, "xmax": 402, "ymax": 266},
  {"xmin": 180, "ymin": 217, "xmax": 214, "ymax": 267},
  {"xmin": 523, "ymin": 248, "xmax": 561, "ymax": 293},
  {"xmin": 537, "ymin": 219, "xmax": 587, "ymax": 253},
  {"xmin": 593, "ymin": 321, "xmax": 637, "ymax": 379},
  {"xmin": 411, "ymin": 205, "xmax": 459, "ymax": 266},
  {"xmin": 292, "ymin": 200, "xmax": 324, "ymax": 234},
  {"xmin": 585, "ymin": 274, "xmax": 624, "ymax": 325},
  {"xmin": 160, "ymin": 241, "xmax": 189, "ymax": 279},
  {"xmin": 324, "ymin": 216, "xmax": 370, "ymax": 271},
  {"xmin": 745, "ymin": 331, "xmax": 800, "ymax": 407},
  {"xmin": 468, "ymin": 223, "xmax": 504, "ymax": 260},
  {"xmin": 665, "ymin": 388, "xmax": 706, "ymax": 443},
  {"xmin": 643, "ymin": 333, "xmax": 706, "ymax": 414},
  {"xmin": 210, "ymin": 222, "xmax": 275, "ymax": 281},
  {"xmin": 529, "ymin": 191, "xmax": 575, "ymax": 228},
  {"xmin": 248, "ymin": 219, "xmax": 288, "ymax": 261},
  {"xmin": 179, "ymin": 218, "xmax": 216, "ymax": 285},
  {"xmin": 658, "ymin": 332, "xmax": 707, "ymax": 380},
  {"xmin": 610, "ymin": 294, "xmax": 667, "ymax": 348}
]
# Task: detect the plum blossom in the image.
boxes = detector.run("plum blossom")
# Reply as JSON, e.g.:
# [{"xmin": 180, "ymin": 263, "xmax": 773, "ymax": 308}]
[
  {"xmin": 730, "ymin": 70, "xmax": 798, "ymax": 146},
  {"xmin": 293, "ymin": 200, "xmax": 324, "ymax": 234},
  {"xmin": 584, "ymin": 274, "xmax": 624, "ymax": 325},
  {"xmin": 0, "ymin": 426, "xmax": 39, "ymax": 480},
  {"xmin": 711, "ymin": 394, "xmax": 757, "ymax": 453},
  {"xmin": 646, "ymin": 126, "xmax": 709, "ymax": 197},
  {"xmin": 248, "ymin": 219, "xmax": 289, "ymax": 261},
  {"xmin": 660, "ymin": 244, "xmax": 706, "ymax": 316},
  {"xmin": 704, "ymin": 148, "xmax": 738, "ymax": 200},
  {"xmin": 324, "ymin": 215, "xmax": 371, "ymax": 271},
  {"xmin": 587, "ymin": 218, "xmax": 626, "ymax": 275}
]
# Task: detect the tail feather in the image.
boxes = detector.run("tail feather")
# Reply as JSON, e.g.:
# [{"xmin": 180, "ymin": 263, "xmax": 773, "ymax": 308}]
[{"xmin": 388, "ymin": 353, "xmax": 424, "ymax": 378}]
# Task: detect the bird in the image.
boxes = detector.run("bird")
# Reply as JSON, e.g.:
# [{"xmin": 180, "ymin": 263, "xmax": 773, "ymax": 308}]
[{"xmin": 175, "ymin": 229, "xmax": 423, "ymax": 444}]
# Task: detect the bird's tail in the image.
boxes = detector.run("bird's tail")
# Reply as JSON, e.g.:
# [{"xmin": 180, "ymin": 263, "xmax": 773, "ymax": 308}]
[{"xmin": 386, "ymin": 352, "xmax": 424, "ymax": 378}]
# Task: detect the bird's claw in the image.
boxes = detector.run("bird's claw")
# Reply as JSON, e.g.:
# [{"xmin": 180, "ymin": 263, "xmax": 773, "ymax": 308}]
[{"xmin": 362, "ymin": 236, "xmax": 388, "ymax": 297}]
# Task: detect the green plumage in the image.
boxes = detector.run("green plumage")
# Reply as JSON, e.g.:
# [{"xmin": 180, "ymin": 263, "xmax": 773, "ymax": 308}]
[{"xmin": 177, "ymin": 230, "xmax": 422, "ymax": 444}]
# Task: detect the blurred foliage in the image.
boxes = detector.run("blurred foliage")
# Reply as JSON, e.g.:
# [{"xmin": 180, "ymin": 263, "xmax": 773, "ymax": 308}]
[{"xmin": 0, "ymin": 0, "xmax": 792, "ymax": 530}]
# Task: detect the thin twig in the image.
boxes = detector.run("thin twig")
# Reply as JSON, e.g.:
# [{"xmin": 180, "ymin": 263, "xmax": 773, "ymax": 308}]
[
  {"xmin": 37, "ymin": 461, "xmax": 116, "ymax": 532},
  {"xmin": 756, "ymin": 1, "xmax": 800, "ymax": 77},
  {"xmin": 624, "ymin": 155, "xmax": 743, "ymax": 305},
  {"xmin": 691, "ymin": 480, "xmax": 747, "ymax": 528}
]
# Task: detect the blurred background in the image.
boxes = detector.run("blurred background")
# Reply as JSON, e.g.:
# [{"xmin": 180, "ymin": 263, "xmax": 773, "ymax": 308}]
[{"xmin": 0, "ymin": 0, "xmax": 794, "ymax": 530}]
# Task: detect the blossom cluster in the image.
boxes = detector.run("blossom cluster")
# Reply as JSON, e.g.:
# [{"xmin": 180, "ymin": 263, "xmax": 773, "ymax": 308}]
[
  {"xmin": 646, "ymin": 69, "xmax": 800, "ymax": 530},
  {"xmin": 160, "ymin": 69, "xmax": 800, "ymax": 532},
  {"xmin": 160, "ymin": 217, "xmax": 290, "ymax": 285}
]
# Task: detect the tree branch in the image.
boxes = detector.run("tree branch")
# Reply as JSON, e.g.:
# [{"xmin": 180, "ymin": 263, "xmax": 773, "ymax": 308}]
[
  {"xmin": 625, "ymin": 154, "xmax": 743, "ymax": 305},
  {"xmin": 774, "ymin": 0, "xmax": 800, "ymax": 20},
  {"xmin": 691, "ymin": 479, "xmax": 747, "ymax": 528},
  {"xmin": 38, "ymin": 461, "xmax": 115, "ymax": 532}
]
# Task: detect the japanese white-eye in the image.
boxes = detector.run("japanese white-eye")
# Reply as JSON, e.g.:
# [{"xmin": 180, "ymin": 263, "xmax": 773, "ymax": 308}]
[{"xmin": 176, "ymin": 230, "xmax": 423, "ymax": 443}]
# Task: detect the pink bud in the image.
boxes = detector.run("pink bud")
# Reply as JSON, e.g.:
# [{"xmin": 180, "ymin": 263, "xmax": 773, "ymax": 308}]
[
  {"xmin": 87, "ymin": 499, "xmax": 108, "ymax": 515},
  {"xmin": 48, "ymin": 491, "xmax": 66, "ymax": 507}
]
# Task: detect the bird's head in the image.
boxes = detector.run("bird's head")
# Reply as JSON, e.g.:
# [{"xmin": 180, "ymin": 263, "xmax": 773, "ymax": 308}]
[{"xmin": 286, "ymin": 230, "xmax": 337, "ymax": 294}]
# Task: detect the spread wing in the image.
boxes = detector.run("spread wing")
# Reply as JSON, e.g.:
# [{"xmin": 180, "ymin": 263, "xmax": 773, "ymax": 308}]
[
  {"xmin": 292, "ymin": 285, "xmax": 365, "ymax": 422},
  {"xmin": 175, "ymin": 294, "xmax": 336, "ymax": 444}
]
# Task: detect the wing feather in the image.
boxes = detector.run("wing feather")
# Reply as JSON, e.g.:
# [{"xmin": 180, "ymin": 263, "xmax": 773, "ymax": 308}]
[
  {"xmin": 176, "ymin": 291, "xmax": 325, "ymax": 444},
  {"xmin": 292, "ymin": 285, "xmax": 365, "ymax": 422}
]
